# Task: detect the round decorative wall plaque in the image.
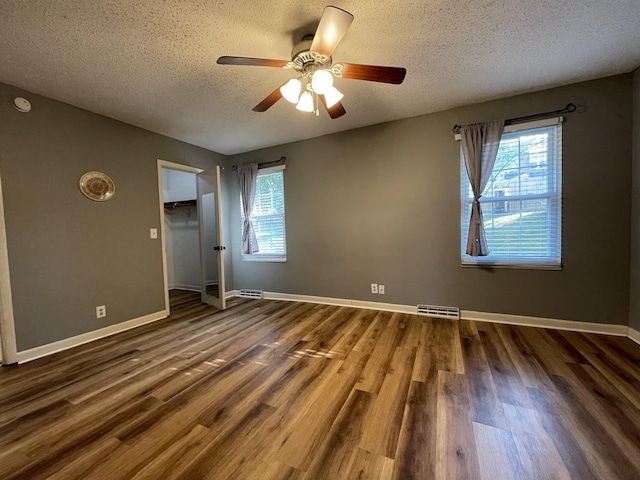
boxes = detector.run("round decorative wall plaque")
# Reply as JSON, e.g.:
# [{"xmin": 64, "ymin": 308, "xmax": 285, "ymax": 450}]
[{"xmin": 79, "ymin": 171, "xmax": 115, "ymax": 201}]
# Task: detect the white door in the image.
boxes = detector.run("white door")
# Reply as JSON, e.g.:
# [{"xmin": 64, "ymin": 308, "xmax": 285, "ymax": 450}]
[
  {"xmin": 197, "ymin": 166, "xmax": 226, "ymax": 310},
  {"xmin": 0, "ymin": 171, "xmax": 18, "ymax": 364}
]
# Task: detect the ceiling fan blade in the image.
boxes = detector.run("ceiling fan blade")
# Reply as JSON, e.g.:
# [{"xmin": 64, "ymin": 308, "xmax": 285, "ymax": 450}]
[
  {"xmin": 252, "ymin": 82, "xmax": 288, "ymax": 112},
  {"xmin": 340, "ymin": 63, "xmax": 407, "ymax": 84},
  {"xmin": 319, "ymin": 95, "xmax": 346, "ymax": 119},
  {"xmin": 217, "ymin": 56, "xmax": 289, "ymax": 68},
  {"xmin": 310, "ymin": 6, "xmax": 354, "ymax": 58}
]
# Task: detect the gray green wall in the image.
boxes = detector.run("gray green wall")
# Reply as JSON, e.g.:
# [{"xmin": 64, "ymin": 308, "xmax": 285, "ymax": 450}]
[
  {"xmin": 229, "ymin": 74, "xmax": 633, "ymax": 326},
  {"xmin": 1, "ymin": 72, "xmax": 636, "ymax": 354},
  {"xmin": 0, "ymin": 82, "xmax": 229, "ymax": 351},
  {"xmin": 631, "ymin": 67, "xmax": 640, "ymax": 332}
]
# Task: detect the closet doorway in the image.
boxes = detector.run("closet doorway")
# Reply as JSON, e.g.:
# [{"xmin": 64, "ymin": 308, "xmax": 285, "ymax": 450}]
[{"xmin": 157, "ymin": 160, "xmax": 226, "ymax": 313}]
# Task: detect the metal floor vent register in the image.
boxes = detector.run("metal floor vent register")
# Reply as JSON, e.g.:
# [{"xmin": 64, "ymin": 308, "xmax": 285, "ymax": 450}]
[
  {"xmin": 417, "ymin": 304, "xmax": 460, "ymax": 320},
  {"xmin": 239, "ymin": 289, "xmax": 264, "ymax": 299}
]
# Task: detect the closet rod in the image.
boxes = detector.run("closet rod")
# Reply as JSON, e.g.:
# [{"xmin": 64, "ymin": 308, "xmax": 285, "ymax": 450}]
[{"xmin": 164, "ymin": 199, "xmax": 197, "ymax": 209}]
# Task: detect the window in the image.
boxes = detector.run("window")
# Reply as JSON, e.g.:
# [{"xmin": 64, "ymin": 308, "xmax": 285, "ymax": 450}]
[
  {"xmin": 460, "ymin": 118, "xmax": 562, "ymax": 268},
  {"xmin": 241, "ymin": 165, "xmax": 286, "ymax": 261}
]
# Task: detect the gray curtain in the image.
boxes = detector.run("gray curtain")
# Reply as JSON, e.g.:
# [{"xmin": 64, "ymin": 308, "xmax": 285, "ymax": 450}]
[
  {"xmin": 461, "ymin": 120, "xmax": 505, "ymax": 256},
  {"xmin": 238, "ymin": 163, "xmax": 259, "ymax": 254}
]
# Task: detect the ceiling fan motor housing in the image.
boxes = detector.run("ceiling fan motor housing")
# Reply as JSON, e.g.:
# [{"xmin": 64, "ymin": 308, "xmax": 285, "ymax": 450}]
[{"xmin": 291, "ymin": 38, "xmax": 332, "ymax": 75}]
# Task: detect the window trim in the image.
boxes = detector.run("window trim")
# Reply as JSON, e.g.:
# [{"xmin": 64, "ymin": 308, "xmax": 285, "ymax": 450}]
[
  {"xmin": 458, "ymin": 117, "xmax": 563, "ymax": 270},
  {"xmin": 241, "ymin": 164, "xmax": 287, "ymax": 263},
  {"xmin": 242, "ymin": 253, "xmax": 287, "ymax": 263}
]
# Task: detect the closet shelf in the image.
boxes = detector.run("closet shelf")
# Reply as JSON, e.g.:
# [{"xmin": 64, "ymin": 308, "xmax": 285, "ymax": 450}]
[{"xmin": 164, "ymin": 199, "xmax": 197, "ymax": 210}]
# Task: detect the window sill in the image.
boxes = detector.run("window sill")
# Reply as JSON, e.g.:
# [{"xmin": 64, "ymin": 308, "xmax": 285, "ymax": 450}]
[
  {"xmin": 461, "ymin": 261, "xmax": 561, "ymax": 271},
  {"xmin": 242, "ymin": 254, "xmax": 287, "ymax": 263}
]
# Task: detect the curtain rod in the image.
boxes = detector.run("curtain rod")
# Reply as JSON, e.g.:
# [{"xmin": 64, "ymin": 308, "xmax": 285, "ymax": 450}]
[
  {"xmin": 231, "ymin": 156, "xmax": 286, "ymax": 171},
  {"xmin": 452, "ymin": 103, "xmax": 576, "ymax": 134}
]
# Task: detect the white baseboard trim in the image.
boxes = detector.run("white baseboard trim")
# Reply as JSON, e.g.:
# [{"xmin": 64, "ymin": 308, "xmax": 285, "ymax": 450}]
[
  {"xmin": 461, "ymin": 310, "xmax": 629, "ymax": 337},
  {"xmin": 169, "ymin": 287, "xmax": 235, "ymax": 301},
  {"xmin": 239, "ymin": 291, "xmax": 634, "ymax": 340},
  {"xmin": 262, "ymin": 291, "xmax": 418, "ymax": 315},
  {"xmin": 168, "ymin": 287, "xmax": 236, "ymax": 301},
  {"xmin": 15, "ymin": 310, "xmax": 169, "ymax": 364},
  {"xmin": 17, "ymin": 294, "xmax": 637, "ymax": 365},
  {"xmin": 169, "ymin": 284, "xmax": 201, "ymax": 292}
]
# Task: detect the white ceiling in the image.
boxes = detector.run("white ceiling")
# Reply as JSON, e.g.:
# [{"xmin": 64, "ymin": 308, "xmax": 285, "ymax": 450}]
[{"xmin": 1, "ymin": 1, "xmax": 639, "ymax": 155}]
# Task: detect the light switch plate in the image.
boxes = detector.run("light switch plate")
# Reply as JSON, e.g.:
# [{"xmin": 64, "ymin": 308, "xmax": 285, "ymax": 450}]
[{"xmin": 150, "ymin": 228, "xmax": 158, "ymax": 239}]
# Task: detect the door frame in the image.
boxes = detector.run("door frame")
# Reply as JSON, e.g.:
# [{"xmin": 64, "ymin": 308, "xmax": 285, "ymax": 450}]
[
  {"xmin": 0, "ymin": 170, "xmax": 18, "ymax": 364},
  {"xmin": 157, "ymin": 160, "xmax": 203, "ymax": 313}
]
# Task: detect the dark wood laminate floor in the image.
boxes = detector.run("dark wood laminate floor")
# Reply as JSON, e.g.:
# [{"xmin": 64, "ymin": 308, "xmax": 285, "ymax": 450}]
[{"xmin": 1, "ymin": 289, "xmax": 640, "ymax": 479}]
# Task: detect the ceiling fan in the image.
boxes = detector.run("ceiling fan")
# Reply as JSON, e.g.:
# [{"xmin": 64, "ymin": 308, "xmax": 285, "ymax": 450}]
[{"xmin": 217, "ymin": 5, "xmax": 407, "ymax": 119}]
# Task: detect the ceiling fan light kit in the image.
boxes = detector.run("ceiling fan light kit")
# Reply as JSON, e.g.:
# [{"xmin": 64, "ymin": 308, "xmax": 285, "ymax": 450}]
[
  {"xmin": 311, "ymin": 69, "xmax": 333, "ymax": 94},
  {"xmin": 281, "ymin": 78, "xmax": 302, "ymax": 103},
  {"xmin": 217, "ymin": 5, "xmax": 406, "ymax": 119},
  {"xmin": 295, "ymin": 91, "xmax": 315, "ymax": 113},
  {"xmin": 323, "ymin": 85, "xmax": 344, "ymax": 108}
]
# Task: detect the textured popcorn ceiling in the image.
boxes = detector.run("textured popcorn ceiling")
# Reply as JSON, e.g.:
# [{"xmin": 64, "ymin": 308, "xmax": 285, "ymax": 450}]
[{"xmin": 0, "ymin": 1, "xmax": 639, "ymax": 155}]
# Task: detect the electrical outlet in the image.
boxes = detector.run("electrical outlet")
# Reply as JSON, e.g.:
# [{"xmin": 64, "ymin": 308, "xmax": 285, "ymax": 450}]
[
  {"xmin": 371, "ymin": 283, "xmax": 378, "ymax": 294},
  {"xmin": 96, "ymin": 305, "xmax": 106, "ymax": 318},
  {"xmin": 150, "ymin": 228, "xmax": 158, "ymax": 239},
  {"xmin": 378, "ymin": 285, "xmax": 385, "ymax": 295}
]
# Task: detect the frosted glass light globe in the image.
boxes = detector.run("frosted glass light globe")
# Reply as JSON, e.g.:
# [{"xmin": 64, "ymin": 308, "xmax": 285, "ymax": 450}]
[
  {"xmin": 296, "ymin": 91, "xmax": 314, "ymax": 112},
  {"xmin": 323, "ymin": 86, "xmax": 344, "ymax": 108},
  {"xmin": 311, "ymin": 70, "xmax": 333, "ymax": 95},
  {"xmin": 280, "ymin": 78, "xmax": 302, "ymax": 103}
]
